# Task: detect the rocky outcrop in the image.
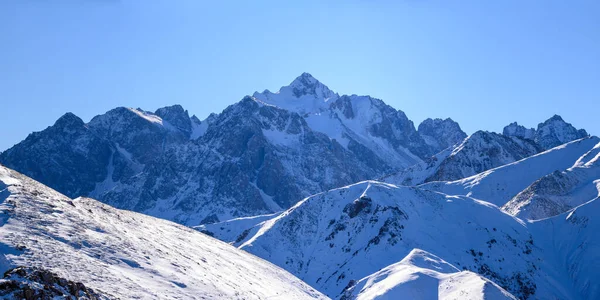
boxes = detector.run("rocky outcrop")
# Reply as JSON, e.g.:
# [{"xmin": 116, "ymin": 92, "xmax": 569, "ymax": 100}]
[{"xmin": 0, "ymin": 267, "xmax": 103, "ymax": 300}]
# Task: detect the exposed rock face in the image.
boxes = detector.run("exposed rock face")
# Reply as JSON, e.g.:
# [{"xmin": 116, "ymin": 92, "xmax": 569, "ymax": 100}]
[
  {"xmin": 154, "ymin": 104, "xmax": 193, "ymax": 136},
  {"xmin": 0, "ymin": 267, "xmax": 104, "ymax": 300},
  {"xmin": 0, "ymin": 113, "xmax": 112, "ymax": 198},
  {"xmin": 418, "ymin": 118, "xmax": 467, "ymax": 154}
]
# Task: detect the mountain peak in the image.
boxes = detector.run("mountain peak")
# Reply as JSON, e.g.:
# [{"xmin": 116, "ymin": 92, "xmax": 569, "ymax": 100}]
[
  {"xmin": 252, "ymin": 73, "xmax": 339, "ymax": 114},
  {"xmin": 546, "ymin": 114, "xmax": 564, "ymax": 122},
  {"xmin": 535, "ymin": 115, "xmax": 588, "ymax": 150},
  {"xmin": 289, "ymin": 72, "xmax": 318, "ymax": 88},
  {"xmin": 286, "ymin": 72, "xmax": 335, "ymax": 99},
  {"xmin": 53, "ymin": 112, "xmax": 85, "ymax": 128}
]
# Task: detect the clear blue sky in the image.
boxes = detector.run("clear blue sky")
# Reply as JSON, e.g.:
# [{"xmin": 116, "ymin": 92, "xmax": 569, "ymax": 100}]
[{"xmin": 1, "ymin": 0, "xmax": 598, "ymax": 151}]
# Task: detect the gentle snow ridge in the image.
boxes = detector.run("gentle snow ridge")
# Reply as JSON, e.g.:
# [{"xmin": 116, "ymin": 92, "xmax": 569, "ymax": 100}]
[{"xmin": 342, "ymin": 249, "xmax": 516, "ymax": 300}]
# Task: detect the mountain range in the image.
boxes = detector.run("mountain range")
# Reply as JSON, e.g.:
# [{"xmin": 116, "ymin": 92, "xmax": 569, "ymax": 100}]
[{"xmin": 1, "ymin": 73, "xmax": 598, "ymax": 299}]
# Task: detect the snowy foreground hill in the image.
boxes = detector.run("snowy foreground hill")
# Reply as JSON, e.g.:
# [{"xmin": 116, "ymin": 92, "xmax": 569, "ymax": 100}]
[{"xmin": 0, "ymin": 165, "xmax": 325, "ymax": 299}]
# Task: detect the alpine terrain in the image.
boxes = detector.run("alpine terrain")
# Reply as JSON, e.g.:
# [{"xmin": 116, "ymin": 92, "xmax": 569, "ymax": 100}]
[{"xmin": 1, "ymin": 73, "xmax": 598, "ymax": 300}]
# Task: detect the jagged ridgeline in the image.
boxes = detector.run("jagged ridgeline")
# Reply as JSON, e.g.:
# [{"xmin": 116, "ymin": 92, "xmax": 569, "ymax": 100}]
[
  {"xmin": 0, "ymin": 73, "xmax": 588, "ymax": 227},
  {"xmin": 0, "ymin": 73, "xmax": 465, "ymax": 225}
]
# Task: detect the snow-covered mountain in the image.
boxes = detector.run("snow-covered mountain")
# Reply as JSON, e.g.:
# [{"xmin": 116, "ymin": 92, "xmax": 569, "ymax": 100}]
[
  {"xmin": 0, "ymin": 164, "xmax": 326, "ymax": 299},
  {"xmin": 0, "ymin": 73, "xmax": 466, "ymax": 225},
  {"xmin": 200, "ymin": 180, "xmax": 597, "ymax": 299}
]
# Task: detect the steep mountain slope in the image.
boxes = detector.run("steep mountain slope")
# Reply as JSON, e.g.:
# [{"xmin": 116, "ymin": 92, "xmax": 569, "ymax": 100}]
[
  {"xmin": 201, "ymin": 181, "xmax": 578, "ymax": 299},
  {"xmin": 340, "ymin": 249, "xmax": 515, "ymax": 300},
  {"xmin": 0, "ymin": 73, "xmax": 465, "ymax": 225},
  {"xmin": 256, "ymin": 73, "xmax": 465, "ymax": 164},
  {"xmin": 383, "ymin": 131, "xmax": 540, "ymax": 185},
  {"xmin": 425, "ymin": 131, "xmax": 541, "ymax": 182},
  {"xmin": 503, "ymin": 141, "xmax": 600, "ymax": 220},
  {"xmin": 379, "ymin": 147, "xmax": 452, "ymax": 186},
  {"xmin": 0, "ymin": 165, "xmax": 326, "ymax": 300},
  {"xmin": 305, "ymin": 95, "xmax": 421, "ymax": 167},
  {"xmin": 420, "ymin": 137, "xmax": 600, "ymax": 207}
]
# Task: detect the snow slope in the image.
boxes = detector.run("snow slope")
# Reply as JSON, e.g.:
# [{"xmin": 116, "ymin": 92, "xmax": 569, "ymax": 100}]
[
  {"xmin": 0, "ymin": 165, "xmax": 326, "ymax": 300},
  {"xmin": 204, "ymin": 181, "xmax": 582, "ymax": 299},
  {"xmin": 503, "ymin": 142, "xmax": 600, "ymax": 220},
  {"xmin": 340, "ymin": 249, "xmax": 516, "ymax": 300},
  {"xmin": 529, "ymin": 198, "xmax": 600, "ymax": 300},
  {"xmin": 420, "ymin": 137, "xmax": 600, "ymax": 207},
  {"xmin": 380, "ymin": 147, "xmax": 453, "ymax": 186}
]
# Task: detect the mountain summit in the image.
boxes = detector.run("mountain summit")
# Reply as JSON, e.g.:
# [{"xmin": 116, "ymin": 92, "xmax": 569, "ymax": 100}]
[{"xmin": 253, "ymin": 73, "xmax": 339, "ymax": 114}]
